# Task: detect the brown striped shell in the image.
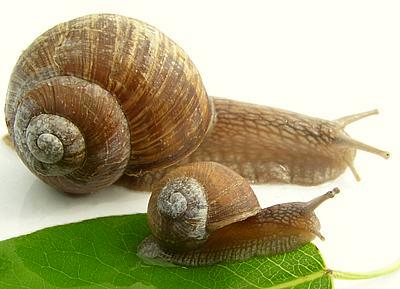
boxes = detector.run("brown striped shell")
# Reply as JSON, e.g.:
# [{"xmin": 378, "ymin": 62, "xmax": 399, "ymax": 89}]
[
  {"xmin": 147, "ymin": 161, "xmax": 261, "ymax": 252},
  {"xmin": 5, "ymin": 14, "xmax": 213, "ymax": 193}
]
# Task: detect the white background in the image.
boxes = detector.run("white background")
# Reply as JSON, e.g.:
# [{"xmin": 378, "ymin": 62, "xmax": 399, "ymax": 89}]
[{"xmin": 0, "ymin": 1, "xmax": 399, "ymax": 288}]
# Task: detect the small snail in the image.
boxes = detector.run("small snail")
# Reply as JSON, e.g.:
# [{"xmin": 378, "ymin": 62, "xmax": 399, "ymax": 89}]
[
  {"xmin": 138, "ymin": 162, "xmax": 339, "ymax": 266},
  {"xmin": 5, "ymin": 13, "xmax": 388, "ymax": 194}
]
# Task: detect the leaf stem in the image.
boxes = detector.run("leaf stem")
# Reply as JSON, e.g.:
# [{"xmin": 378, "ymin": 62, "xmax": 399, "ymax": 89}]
[{"xmin": 329, "ymin": 259, "xmax": 400, "ymax": 280}]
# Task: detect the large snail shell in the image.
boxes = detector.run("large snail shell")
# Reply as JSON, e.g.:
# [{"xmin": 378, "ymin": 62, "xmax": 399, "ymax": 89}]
[
  {"xmin": 5, "ymin": 14, "xmax": 213, "ymax": 193},
  {"xmin": 147, "ymin": 161, "xmax": 261, "ymax": 251}
]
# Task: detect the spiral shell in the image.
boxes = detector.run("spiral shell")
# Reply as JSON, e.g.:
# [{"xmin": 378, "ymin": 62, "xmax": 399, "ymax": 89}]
[
  {"xmin": 147, "ymin": 162, "xmax": 261, "ymax": 251},
  {"xmin": 5, "ymin": 14, "xmax": 213, "ymax": 193}
]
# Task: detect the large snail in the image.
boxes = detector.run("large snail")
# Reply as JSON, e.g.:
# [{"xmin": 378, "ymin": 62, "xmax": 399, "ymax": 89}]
[
  {"xmin": 138, "ymin": 162, "xmax": 339, "ymax": 266},
  {"xmin": 5, "ymin": 13, "xmax": 389, "ymax": 194}
]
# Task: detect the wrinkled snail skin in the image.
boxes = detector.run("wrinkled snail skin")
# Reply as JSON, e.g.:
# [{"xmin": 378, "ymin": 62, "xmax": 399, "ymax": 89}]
[
  {"xmin": 122, "ymin": 98, "xmax": 389, "ymax": 191},
  {"xmin": 138, "ymin": 161, "xmax": 339, "ymax": 267},
  {"xmin": 5, "ymin": 14, "xmax": 212, "ymax": 193},
  {"xmin": 187, "ymin": 99, "xmax": 390, "ymax": 184}
]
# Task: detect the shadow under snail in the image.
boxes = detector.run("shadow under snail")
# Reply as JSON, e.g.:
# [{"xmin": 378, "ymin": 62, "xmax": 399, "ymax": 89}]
[
  {"xmin": 138, "ymin": 161, "xmax": 340, "ymax": 266},
  {"xmin": 4, "ymin": 13, "xmax": 389, "ymax": 194}
]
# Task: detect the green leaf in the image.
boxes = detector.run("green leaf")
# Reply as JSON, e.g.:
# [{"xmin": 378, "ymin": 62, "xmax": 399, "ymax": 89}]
[{"xmin": 0, "ymin": 214, "xmax": 332, "ymax": 289}]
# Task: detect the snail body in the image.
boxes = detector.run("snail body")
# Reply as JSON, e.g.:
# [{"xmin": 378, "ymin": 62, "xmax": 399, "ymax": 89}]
[
  {"xmin": 123, "ymin": 98, "xmax": 389, "ymax": 190},
  {"xmin": 181, "ymin": 99, "xmax": 390, "ymax": 184},
  {"xmin": 138, "ymin": 162, "xmax": 339, "ymax": 266},
  {"xmin": 5, "ymin": 13, "xmax": 388, "ymax": 194}
]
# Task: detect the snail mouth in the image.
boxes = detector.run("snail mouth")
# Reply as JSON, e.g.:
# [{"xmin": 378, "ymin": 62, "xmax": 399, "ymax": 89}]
[{"xmin": 311, "ymin": 229, "xmax": 325, "ymax": 241}]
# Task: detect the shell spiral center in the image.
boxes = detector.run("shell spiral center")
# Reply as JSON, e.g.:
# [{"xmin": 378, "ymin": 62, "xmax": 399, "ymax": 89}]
[
  {"xmin": 31, "ymin": 133, "xmax": 64, "ymax": 164},
  {"xmin": 152, "ymin": 177, "xmax": 209, "ymax": 250},
  {"xmin": 20, "ymin": 114, "xmax": 86, "ymax": 176}
]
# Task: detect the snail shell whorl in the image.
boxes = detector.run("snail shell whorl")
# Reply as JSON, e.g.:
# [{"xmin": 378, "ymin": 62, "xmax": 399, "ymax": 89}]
[
  {"xmin": 12, "ymin": 76, "xmax": 130, "ymax": 193},
  {"xmin": 155, "ymin": 177, "xmax": 208, "ymax": 251},
  {"xmin": 25, "ymin": 114, "xmax": 85, "ymax": 174},
  {"xmin": 147, "ymin": 162, "xmax": 261, "ymax": 251},
  {"xmin": 5, "ymin": 14, "xmax": 212, "ymax": 193}
]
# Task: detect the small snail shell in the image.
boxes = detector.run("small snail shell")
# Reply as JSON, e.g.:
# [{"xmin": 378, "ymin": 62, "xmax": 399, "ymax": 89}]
[
  {"xmin": 147, "ymin": 161, "xmax": 261, "ymax": 252},
  {"xmin": 138, "ymin": 162, "xmax": 339, "ymax": 266},
  {"xmin": 5, "ymin": 14, "xmax": 212, "ymax": 193}
]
